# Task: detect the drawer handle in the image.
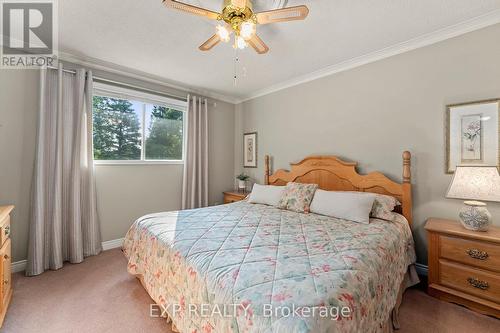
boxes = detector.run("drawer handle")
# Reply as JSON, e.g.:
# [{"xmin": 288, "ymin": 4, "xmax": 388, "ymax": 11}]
[
  {"xmin": 4, "ymin": 225, "xmax": 9, "ymax": 237},
  {"xmin": 466, "ymin": 248, "xmax": 488, "ymax": 260},
  {"xmin": 3, "ymin": 254, "xmax": 9, "ymax": 260},
  {"xmin": 3, "ymin": 280, "xmax": 8, "ymax": 285},
  {"xmin": 467, "ymin": 277, "xmax": 489, "ymax": 290}
]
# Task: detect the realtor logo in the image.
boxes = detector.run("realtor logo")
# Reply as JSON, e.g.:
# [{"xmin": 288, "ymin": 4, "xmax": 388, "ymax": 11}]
[{"xmin": 1, "ymin": 0, "xmax": 58, "ymax": 68}]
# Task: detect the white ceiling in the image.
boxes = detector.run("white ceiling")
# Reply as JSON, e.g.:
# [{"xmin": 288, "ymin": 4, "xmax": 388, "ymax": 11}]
[{"xmin": 59, "ymin": 0, "xmax": 500, "ymax": 102}]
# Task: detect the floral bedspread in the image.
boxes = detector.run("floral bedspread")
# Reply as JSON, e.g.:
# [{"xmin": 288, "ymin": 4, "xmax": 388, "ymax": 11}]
[{"xmin": 123, "ymin": 201, "xmax": 416, "ymax": 333}]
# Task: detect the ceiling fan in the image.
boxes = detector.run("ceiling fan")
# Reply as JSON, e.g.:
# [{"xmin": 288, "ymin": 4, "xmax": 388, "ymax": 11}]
[{"xmin": 163, "ymin": 0, "xmax": 309, "ymax": 54}]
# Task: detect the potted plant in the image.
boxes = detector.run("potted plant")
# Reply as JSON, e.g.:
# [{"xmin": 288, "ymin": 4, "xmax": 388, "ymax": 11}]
[{"xmin": 236, "ymin": 173, "xmax": 250, "ymax": 193}]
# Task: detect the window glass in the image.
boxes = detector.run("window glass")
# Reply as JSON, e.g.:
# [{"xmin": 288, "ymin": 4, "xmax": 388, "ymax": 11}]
[
  {"xmin": 92, "ymin": 95, "xmax": 184, "ymax": 161},
  {"xmin": 92, "ymin": 96, "xmax": 142, "ymax": 160},
  {"xmin": 145, "ymin": 105, "xmax": 184, "ymax": 160}
]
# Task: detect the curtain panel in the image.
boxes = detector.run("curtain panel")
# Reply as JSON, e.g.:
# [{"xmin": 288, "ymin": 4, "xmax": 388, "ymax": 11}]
[
  {"xmin": 27, "ymin": 65, "xmax": 102, "ymax": 276},
  {"xmin": 182, "ymin": 95, "xmax": 209, "ymax": 209}
]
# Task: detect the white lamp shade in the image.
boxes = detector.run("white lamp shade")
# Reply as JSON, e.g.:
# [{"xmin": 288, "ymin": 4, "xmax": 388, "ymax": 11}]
[{"xmin": 446, "ymin": 166, "xmax": 500, "ymax": 202}]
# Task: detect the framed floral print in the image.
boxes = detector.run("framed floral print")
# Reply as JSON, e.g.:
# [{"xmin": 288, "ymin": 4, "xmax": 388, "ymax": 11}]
[
  {"xmin": 243, "ymin": 132, "xmax": 257, "ymax": 168},
  {"xmin": 446, "ymin": 99, "xmax": 499, "ymax": 173}
]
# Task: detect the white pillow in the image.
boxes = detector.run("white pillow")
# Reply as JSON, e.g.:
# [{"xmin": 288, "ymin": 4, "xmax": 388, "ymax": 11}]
[
  {"xmin": 248, "ymin": 184, "xmax": 285, "ymax": 207},
  {"xmin": 310, "ymin": 190, "xmax": 376, "ymax": 224},
  {"xmin": 345, "ymin": 191, "xmax": 400, "ymax": 219}
]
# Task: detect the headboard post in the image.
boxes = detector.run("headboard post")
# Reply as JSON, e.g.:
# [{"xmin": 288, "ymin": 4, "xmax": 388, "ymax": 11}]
[
  {"xmin": 264, "ymin": 155, "xmax": 270, "ymax": 185},
  {"xmin": 403, "ymin": 151, "xmax": 411, "ymax": 183},
  {"xmin": 402, "ymin": 151, "xmax": 413, "ymax": 228}
]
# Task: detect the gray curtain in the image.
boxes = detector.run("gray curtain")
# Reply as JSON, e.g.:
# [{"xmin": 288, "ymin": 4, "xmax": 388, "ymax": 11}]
[
  {"xmin": 27, "ymin": 65, "xmax": 102, "ymax": 276},
  {"xmin": 182, "ymin": 95, "xmax": 209, "ymax": 209}
]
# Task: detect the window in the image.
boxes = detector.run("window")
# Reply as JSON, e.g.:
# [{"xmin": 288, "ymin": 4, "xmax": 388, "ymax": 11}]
[{"xmin": 92, "ymin": 83, "xmax": 186, "ymax": 163}]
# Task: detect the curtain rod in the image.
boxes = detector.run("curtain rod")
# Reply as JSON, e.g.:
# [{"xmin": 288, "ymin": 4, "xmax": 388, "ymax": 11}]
[{"xmin": 46, "ymin": 65, "xmax": 189, "ymax": 103}]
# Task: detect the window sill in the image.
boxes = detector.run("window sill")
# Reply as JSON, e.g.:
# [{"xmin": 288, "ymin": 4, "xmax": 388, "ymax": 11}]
[{"xmin": 93, "ymin": 160, "xmax": 184, "ymax": 166}]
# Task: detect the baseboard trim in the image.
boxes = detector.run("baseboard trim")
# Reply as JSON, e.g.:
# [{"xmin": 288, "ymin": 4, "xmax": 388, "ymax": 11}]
[
  {"xmin": 11, "ymin": 260, "xmax": 27, "ymax": 274},
  {"xmin": 415, "ymin": 263, "xmax": 429, "ymax": 276},
  {"xmin": 11, "ymin": 237, "xmax": 125, "ymax": 273},
  {"xmin": 101, "ymin": 238, "xmax": 124, "ymax": 251}
]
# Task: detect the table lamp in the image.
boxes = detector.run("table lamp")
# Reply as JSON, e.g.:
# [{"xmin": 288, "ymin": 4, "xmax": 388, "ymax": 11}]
[{"xmin": 446, "ymin": 166, "xmax": 500, "ymax": 231}]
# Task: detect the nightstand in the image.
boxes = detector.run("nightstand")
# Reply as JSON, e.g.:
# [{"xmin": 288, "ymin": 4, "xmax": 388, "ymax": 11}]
[
  {"xmin": 425, "ymin": 218, "xmax": 500, "ymax": 318},
  {"xmin": 223, "ymin": 191, "xmax": 247, "ymax": 204}
]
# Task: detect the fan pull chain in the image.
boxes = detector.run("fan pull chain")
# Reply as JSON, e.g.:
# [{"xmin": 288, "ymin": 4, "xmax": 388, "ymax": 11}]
[{"xmin": 233, "ymin": 49, "xmax": 239, "ymax": 86}]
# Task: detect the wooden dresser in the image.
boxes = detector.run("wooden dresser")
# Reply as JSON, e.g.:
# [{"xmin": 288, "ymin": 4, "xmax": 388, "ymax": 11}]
[
  {"xmin": 0, "ymin": 206, "xmax": 13, "ymax": 327},
  {"xmin": 426, "ymin": 218, "xmax": 500, "ymax": 318},
  {"xmin": 223, "ymin": 191, "xmax": 247, "ymax": 204}
]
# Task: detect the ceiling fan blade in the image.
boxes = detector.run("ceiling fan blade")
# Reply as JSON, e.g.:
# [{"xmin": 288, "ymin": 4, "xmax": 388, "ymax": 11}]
[
  {"xmin": 230, "ymin": 0, "xmax": 247, "ymax": 8},
  {"xmin": 255, "ymin": 5, "xmax": 309, "ymax": 25},
  {"xmin": 163, "ymin": 0, "xmax": 220, "ymax": 20},
  {"xmin": 248, "ymin": 34, "xmax": 269, "ymax": 54},
  {"xmin": 199, "ymin": 34, "xmax": 221, "ymax": 51}
]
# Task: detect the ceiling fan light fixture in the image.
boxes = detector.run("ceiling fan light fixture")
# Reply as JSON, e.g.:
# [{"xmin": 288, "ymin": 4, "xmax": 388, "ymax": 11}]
[
  {"xmin": 235, "ymin": 35, "xmax": 248, "ymax": 50},
  {"xmin": 164, "ymin": 0, "xmax": 309, "ymax": 55},
  {"xmin": 216, "ymin": 25, "xmax": 231, "ymax": 42},
  {"xmin": 240, "ymin": 21, "xmax": 256, "ymax": 40}
]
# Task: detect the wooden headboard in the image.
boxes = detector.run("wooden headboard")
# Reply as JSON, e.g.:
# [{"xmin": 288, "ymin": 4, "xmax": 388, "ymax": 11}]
[{"xmin": 264, "ymin": 151, "xmax": 413, "ymax": 227}]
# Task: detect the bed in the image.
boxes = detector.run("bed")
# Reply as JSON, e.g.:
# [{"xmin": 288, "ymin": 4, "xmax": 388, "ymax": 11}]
[{"xmin": 123, "ymin": 152, "xmax": 418, "ymax": 333}]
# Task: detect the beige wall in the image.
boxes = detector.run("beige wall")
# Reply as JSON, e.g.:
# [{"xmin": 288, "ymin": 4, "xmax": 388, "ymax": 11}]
[
  {"xmin": 236, "ymin": 24, "xmax": 500, "ymax": 264},
  {"xmin": 0, "ymin": 69, "xmax": 39, "ymax": 263},
  {"xmin": 95, "ymin": 164, "xmax": 183, "ymax": 242},
  {"xmin": 0, "ymin": 68, "xmax": 235, "ymax": 262}
]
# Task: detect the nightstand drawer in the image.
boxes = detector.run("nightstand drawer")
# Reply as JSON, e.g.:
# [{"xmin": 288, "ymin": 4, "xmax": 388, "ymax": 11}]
[
  {"xmin": 440, "ymin": 235, "xmax": 500, "ymax": 272},
  {"xmin": 224, "ymin": 195, "xmax": 241, "ymax": 203},
  {"xmin": 440, "ymin": 260, "xmax": 500, "ymax": 304},
  {"xmin": 223, "ymin": 192, "xmax": 247, "ymax": 204},
  {"xmin": 427, "ymin": 218, "xmax": 500, "ymax": 317}
]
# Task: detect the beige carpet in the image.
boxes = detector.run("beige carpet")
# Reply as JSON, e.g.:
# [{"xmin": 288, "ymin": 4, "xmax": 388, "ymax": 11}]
[{"xmin": 3, "ymin": 249, "xmax": 499, "ymax": 333}]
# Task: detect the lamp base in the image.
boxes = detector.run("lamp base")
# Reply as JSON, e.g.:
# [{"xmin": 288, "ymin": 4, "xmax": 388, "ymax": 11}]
[{"xmin": 459, "ymin": 201, "xmax": 492, "ymax": 232}]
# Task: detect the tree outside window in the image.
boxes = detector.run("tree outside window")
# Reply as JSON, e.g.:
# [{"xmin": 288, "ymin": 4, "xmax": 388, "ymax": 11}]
[{"xmin": 92, "ymin": 95, "xmax": 184, "ymax": 161}]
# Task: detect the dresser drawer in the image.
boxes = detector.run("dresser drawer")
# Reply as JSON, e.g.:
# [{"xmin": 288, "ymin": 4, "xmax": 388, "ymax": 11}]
[
  {"xmin": 440, "ymin": 235, "xmax": 500, "ymax": 272},
  {"xmin": 0, "ymin": 238, "xmax": 11, "ymax": 308},
  {"xmin": 0, "ymin": 216, "xmax": 10, "ymax": 248},
  {"xmin": 0, "ymin": 206, "xmax": 13, "ymax": 327},
  {"xmin": 439, "ymin": 259, "xmax": 500, "ymax": 304}
]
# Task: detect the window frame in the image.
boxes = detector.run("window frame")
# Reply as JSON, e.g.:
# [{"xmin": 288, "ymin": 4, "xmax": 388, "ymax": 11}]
[{"xmin": 92, "ymin": 82, "xmax": 187, "ymax": 165}]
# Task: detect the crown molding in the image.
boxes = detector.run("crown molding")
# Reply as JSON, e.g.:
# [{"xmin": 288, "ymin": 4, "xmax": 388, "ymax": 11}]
[
  {"xmin": 240, "ymin": 10, "xmax": 500, "ymax": 103},
  {"xmin": 58, "ymin": 51, "xmax": 242, "ymax": 104}
]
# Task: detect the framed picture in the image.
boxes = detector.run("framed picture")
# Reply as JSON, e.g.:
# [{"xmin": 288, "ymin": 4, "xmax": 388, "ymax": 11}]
[
  {"xmin": 243, "ymin": 132, "xmax": 257, "ymax": 168},
  {"xmin": 446, "ymin": 99, "xmax": 499, "ymax": 173}
]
